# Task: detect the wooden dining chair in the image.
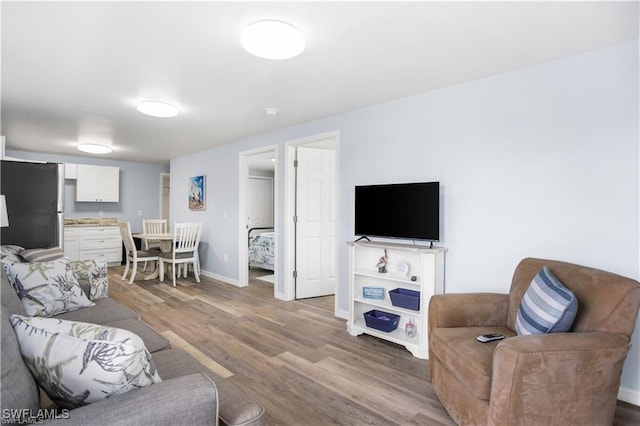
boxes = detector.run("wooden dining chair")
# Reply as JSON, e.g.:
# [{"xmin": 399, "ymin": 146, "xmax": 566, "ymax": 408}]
[
  {"xmin": 142, "ymin": 219, "xmax": 167, "ymax": 249},
  {"xmin": 118, "ymin": 221, "xmax": 159, "ymax": 284},
  {"xmin": 158, "ymin": 222, "xmax": 202, "ymax": 287},
  {"xmin": 141, "ymin": 219, "xmax": 167, "ymax": 271}
]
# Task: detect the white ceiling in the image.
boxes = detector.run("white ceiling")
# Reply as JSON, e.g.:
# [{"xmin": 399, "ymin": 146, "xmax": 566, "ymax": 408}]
[{"xmin": 2, "ymin": 1, "xmax": 638, "ymax": 165}]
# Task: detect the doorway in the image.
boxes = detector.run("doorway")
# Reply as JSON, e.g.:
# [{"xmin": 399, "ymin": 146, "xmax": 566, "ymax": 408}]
[
  {"xmin": 284, "ymin": 131, "xmax": 339, "ymax": 305},
  {"xmin": 160, "ymin": 173, "xmax": 170, "ymax": 223},
  {"xmin": 238, "ymin": 145, "xmax": 278, "ymax": 295}
]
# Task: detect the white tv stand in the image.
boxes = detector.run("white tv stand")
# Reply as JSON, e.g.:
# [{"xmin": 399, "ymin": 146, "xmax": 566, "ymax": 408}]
[{"xmin": 347, "ymin": 240, "xmax": 446, "ymax": 359}]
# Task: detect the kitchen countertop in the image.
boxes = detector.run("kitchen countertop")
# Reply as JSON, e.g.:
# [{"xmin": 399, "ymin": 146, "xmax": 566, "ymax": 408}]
[{"xmin": 64, "ymin": 218, "xmax": 118, "ymax": 227}]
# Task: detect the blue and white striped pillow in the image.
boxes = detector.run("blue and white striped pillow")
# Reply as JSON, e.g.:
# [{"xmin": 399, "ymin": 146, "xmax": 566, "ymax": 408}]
[{"xmin": 515, "ymin": 266, "xmax": 578, "ymax": 335}]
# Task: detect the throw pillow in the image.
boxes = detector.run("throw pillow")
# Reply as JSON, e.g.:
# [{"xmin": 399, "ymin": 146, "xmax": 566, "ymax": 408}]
[
  {"xmin": 1, "ymin": 244, "xmax": 24, "ymax": 255},
  {"xmin": 67, "ymin": 259, "xmax": 109, "ymax": 299},
  {"xmin": 515, "ymin": 266, "xmax": 578, "ymax": 335},
  {"xmin": 10, "ymin": 315, "xmax": 162, "ymax": 409},
  {"xmin": 19, "ymin": 247, "xmax": 65, "ymax": 263},
  {"xmin": 4, "ymin": 257, "xmax": 94, "ymax": 317},
  {"xmin": 1, "ymin": 244, "xmax": 24, "ymax": 264}
]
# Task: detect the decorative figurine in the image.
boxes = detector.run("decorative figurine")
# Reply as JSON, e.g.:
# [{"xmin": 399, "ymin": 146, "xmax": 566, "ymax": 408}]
[
  {"xmin": 376, "ymin": 249, "xmax": 388, "ymax": 273},
  {"xmin": 405, "ymin": 319, "xmax": 417, "ymax": 338}
]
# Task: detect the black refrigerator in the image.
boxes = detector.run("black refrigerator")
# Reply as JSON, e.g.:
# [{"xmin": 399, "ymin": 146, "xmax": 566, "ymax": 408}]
[{"xmin": 0, "ymin": 160, "xmax": 65, "ymax": 249}]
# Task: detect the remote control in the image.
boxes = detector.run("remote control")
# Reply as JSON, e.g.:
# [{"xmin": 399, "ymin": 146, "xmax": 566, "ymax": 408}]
[{"xmin": 476, "ymin": 333, "xmax": 505, "ymax": 343}]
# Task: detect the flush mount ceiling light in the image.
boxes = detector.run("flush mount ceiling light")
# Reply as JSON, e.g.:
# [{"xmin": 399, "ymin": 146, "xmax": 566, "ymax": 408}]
[
  {"xmin": 241, "ymin": 20, "xmax": 305, "ymax": 60},
  {"xmin": 265, "ymin": 107, "xmax": 278, "ymax": 116},
  {"xmin": 136, "ymin": 100, "xmax": 179, "ymax": 118},
  {"xmin": 77, "ymin": 143, "xmax": 112, "ymax": 154}
]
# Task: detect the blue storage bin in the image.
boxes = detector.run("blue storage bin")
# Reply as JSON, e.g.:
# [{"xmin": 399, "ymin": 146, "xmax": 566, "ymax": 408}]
[
  {"xmin": 363, "ymin": 310, "xmax": 400, "ymax": 332},
  {"xmin": 389, "ymin": 288, "xmax": 421, "ymax": 311}
]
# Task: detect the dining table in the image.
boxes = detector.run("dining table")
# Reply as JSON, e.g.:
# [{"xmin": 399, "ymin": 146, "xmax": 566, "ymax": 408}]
[
  {"xmin": 132, "ymin": 232, "xmax": 175, "ymax": 279},
  {"xmin": 133, "ymin": 232, "xmax": 174, "ymax": 252}
]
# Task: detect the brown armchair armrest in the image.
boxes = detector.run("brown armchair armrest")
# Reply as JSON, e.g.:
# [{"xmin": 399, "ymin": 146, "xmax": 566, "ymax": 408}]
[
  {"xmin": 489, "ymin": 332, "xmax": 630, "ymax": 426},
  {"xmin": 428, "ymin": 293, "xmax": 509, "ymax": 332}
]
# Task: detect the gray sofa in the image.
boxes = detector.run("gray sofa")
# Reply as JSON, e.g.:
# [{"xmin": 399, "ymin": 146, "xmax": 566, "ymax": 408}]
[{"xmin": 1, "ymin": 267, "xmax": 266, "ymax": 426}]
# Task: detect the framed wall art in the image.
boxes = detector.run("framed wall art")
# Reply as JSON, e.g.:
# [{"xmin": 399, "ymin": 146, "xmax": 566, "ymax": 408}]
[{"xmin": 188, "ymin": 175, "xmax": 206, "ymax": 210}]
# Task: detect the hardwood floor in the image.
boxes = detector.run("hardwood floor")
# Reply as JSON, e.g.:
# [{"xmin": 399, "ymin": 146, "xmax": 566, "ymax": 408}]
[{"xmin": 107, "ymin": 266, "xmax": 640, "ymax": 425}]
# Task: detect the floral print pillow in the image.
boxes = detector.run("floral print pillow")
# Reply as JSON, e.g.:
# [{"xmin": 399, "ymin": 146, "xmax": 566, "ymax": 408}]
[
  {"xmin": 4, "ymin": 257, "xmax": 94, "ymax": 316},
  {"xmin": 67, "ymin": 259, "xmax": 109, "ymax": 299},
  {"xmin": 1, "ymin": 244, "xmax": 24, "ymax": 265},
  {"xmin": 10, "ymin": 315, "xmax": 162, "ymax": 409}
]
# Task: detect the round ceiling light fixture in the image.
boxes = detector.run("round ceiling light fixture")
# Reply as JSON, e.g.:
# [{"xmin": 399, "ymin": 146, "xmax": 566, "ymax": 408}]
[
  {"xmin": 265, "ymin": 107, "xmax": 278, "ymax": 116},
  {"xmin": 77, "ymin": 143, "xmax": 113, "ymax": 155},
  {"xmin": 136, "ymin": 100, "xmax": 179, "ymax": 118},
  {"xmin": 241, "ymin": 20, "xmax": 305, "ymax": 60}
]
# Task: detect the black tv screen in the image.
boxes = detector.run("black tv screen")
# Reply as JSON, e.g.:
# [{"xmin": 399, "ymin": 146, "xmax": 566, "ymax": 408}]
[{"xmin": 355, "ymin": 182, "xmax": 440, "ymax": 241}]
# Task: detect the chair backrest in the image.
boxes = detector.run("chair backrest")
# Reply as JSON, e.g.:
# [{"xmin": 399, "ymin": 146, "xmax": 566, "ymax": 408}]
[
  {"xmin": 507, "ymin": 258, "xmax": 640, "ymax": 336},
  {"xmin": 143, "ymin": 219, "xmax": 167, "ymax": 234},
  {"xmin": 173, "ymin": 222, "xmax": 202, "ymax": 256},
  {"xmin": 143, "ymin": 219, "xmax": 167, "ymax": 246},
  {"xmin": 118, "ymin": 221, "xmax": 136, "ymax": 254}
]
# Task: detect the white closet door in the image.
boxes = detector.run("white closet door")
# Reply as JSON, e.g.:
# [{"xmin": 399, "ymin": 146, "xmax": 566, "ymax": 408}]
[{"xmin": 247, "ymin": 177, "xmax": 273, "ymax": 229}]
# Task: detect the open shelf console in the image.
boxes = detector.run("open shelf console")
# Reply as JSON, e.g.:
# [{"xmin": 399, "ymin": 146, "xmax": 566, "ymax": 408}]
[{"xmin": 347, "ymin": 240, "xmax": 446, "ymax": 359}]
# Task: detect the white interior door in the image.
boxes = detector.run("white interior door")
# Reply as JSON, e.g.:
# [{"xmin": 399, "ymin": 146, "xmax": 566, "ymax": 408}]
[{"xmin": 295, "ymin": 146, "xmax": 336, "ymax": 298}]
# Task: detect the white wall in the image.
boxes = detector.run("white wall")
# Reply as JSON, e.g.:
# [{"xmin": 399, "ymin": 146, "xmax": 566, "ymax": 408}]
[{"xmin": 171, "ymin": 40, "xmax": 639, "ymax": 396}]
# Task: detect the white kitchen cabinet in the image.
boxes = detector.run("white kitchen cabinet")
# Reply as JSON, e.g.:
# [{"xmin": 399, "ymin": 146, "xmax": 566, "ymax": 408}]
[
  {"xmin": 63, "ymin": 233, "xmax": 80, "ymax": 259},
  {"xmin": 64, "ymin": 226, "xmax": 122, "ymax": 266},
  {"xmin": 347, "ymin": 240, "xmax": 446, "ymax": 359},
  {"xmin": 64, "ymin": 163, "xmax": 77, "ymax": 179},
  {"xmin": 76, "ymin": 165, "xmax": 120, "ymax": 202}
]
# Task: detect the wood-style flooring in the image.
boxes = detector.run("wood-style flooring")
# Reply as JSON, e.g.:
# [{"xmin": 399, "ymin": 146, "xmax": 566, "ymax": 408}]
[{"xmin": 107, "ymin": 266, "xmax": 640, "ymax": 425}]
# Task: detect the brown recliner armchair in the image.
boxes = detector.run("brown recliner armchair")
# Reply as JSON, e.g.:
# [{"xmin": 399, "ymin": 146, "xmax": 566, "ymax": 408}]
[{"xmin": 428, "ymin": 257, "xmax": 640, "ymax": 426}]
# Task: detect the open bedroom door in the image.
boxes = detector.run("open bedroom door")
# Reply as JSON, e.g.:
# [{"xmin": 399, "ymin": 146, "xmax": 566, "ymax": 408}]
[{"xmin": 294, "ymin": 146, "xmax": 336, "ymax": 299}]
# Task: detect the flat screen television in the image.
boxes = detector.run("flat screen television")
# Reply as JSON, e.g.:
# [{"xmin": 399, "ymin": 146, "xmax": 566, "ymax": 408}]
[{"xmin": 355, "ymin": 181, "xmax": 439, "ymax": 241}]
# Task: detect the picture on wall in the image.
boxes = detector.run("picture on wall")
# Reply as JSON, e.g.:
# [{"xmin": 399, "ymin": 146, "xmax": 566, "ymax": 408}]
[{"xmin": 189, "ymin": 175, "xmax": 206, "ymax": 210}]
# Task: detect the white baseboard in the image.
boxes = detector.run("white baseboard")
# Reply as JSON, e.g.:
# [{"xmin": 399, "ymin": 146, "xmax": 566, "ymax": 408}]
[
  {"xmin": 200, "ymin": 269, "xmax": 293, "ymax": 300},
  {"xmin": 199, "ymin": 270, "xmax": 241, "ymax": 287},
  {"xmin": 618, "ymin": 386, "xmax": 640, "ymax": 406},
  {"xmin": 335, "ymin": 309, "xmax": 349, "ymax": 320},
  {"xmin": 274, "ymin": 290, "xmax": 289, "ymax": 301}
]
